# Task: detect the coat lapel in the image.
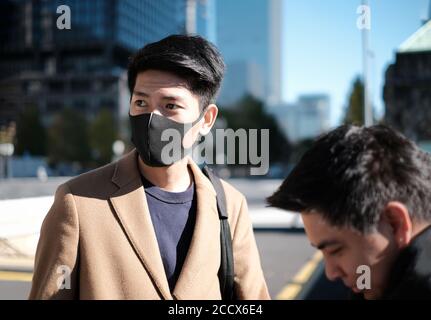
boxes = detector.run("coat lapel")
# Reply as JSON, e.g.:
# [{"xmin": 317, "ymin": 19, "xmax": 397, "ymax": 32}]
[
  {"xmin": 172, "ymin": 159, "xmax": 221, "ymax": 299},
  {"xmin": 109, "ymin": 149, "xmax": 172, "ymax": 300}
]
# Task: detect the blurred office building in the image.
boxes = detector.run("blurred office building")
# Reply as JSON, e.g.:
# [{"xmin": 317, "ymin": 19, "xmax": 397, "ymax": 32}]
[
  {"xmin": 186, "ymin": 0, "xmax": 216, "ymax": 43},
  {"xmin": 215, "ymin": 0, "xmax": 283, "ymax": 107},
  {"xmin": 384, "ymin": 19, "xmax": 431, "ymax": 142},
  {"xmin": 0, "ymin": 0, "xmax": 188, "ymax": 138},
  {"xmin": 273, "ymin": 94, "xmax": 331, "ymax": 143}
]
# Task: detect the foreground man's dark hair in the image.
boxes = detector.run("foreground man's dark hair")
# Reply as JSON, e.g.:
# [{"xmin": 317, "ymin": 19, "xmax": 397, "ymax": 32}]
[{"xmin": 267, "ymin": 124, "xmax": 431, "ymax": 233}]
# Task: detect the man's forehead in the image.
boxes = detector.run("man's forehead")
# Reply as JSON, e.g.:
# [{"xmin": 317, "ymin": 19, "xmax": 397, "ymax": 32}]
[
  {"xmin": 135, "ymin": 70, "xmax": 189, "ymax": 88},
  {"xmin": 134, "ymin": 79, "xmax": 193, "ymax": 102},
  {"xmin": 134, "ymin": 80, "xmax": 190, "ymax": 92},
  {"xmin": 133, "ymin": 86, "xmax": 189, "ymax": 99},
  {"xmin": 301, "ymin": 210, "xmax": 332, "ymax": 227},
  {"xmin": 302, "ymin": 212, "xmax": 348, "ymax": 243}
]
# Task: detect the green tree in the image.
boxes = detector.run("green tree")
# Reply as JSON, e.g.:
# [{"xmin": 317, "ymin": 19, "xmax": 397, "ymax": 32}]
[
  {"xmin": 344, "ymin": 76, "xmax": 365, "ymax": 125},
  {"xmin": 219, "ymin": 94, "xmax": 291, "ymax": 164},
  {"xmin": 89, "ymin": 109, "xmax": 117, "ymax": 166},
  {"xmin": 14, "ymin": 105, "xmax": 47, "ymax": 156},
  {"xmin": 47, "ymin": 108, "xmax": 91, "ymax": 166}
]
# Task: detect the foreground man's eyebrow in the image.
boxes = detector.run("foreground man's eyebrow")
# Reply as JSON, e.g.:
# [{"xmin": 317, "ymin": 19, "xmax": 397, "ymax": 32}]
[{"xmin": 312, "ymin": 240, "xmax": 341, "ymax": 250}]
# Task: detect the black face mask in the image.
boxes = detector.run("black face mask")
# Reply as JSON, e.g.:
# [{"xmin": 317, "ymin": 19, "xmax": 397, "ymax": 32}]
[{"xmin": 129, "ymin": 112, "xmax": 204, "ymax": 167}]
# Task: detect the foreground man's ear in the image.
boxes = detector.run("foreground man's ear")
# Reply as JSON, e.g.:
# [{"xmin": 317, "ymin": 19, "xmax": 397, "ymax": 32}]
[{"xmin": 382, "ymin": 201, "xmax": 413, "ymax": 248}]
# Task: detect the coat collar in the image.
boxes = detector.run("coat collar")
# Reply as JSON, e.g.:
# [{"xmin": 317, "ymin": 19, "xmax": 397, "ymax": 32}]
[
  {"xmin": 111, "ymin": 149, "xmax": 217, "ymax": 197},
  {"xmin": 109, "ymin": 149, "xmax": 220, "ymax": 299},
  {"xmin": 382, "ymin": 224, "xmax": 431, "ymax": 299},
  {"xmin": 172, "ymin": 157, "xmax": 220, "ymax": 299},
  {"xmin": 111, "ymin": 149, "xmax": 141, "ymax": 189}
]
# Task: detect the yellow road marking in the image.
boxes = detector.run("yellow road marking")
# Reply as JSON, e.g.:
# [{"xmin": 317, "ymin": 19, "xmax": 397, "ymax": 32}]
[
  {"xmin": 0, "ymin": 271, "xmax": 33, "ymax": 282},
  {"xmin": 277, "ymin": 283, "xmax": 302, "ymax": 300},
  {"xmin": 276, "ymin": 251, "xmax": 323, "ymax": 300}
]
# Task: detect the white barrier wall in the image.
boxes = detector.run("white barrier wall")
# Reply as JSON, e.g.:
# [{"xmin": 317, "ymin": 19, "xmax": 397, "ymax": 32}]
[
  {"xmin": 0, "ymin": 195, "xmax": 302, "ymax": 259},
  {"xmin": 0, "ymin": 196, "xmax": 53, "ymax": 257}
]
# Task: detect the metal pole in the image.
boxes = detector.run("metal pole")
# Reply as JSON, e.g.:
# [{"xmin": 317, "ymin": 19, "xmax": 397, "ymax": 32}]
[
  {"xmin": 0, "ymin": 156, "xmax": 4, "ymax": 179},
  {"xmin": 362, "ymin": 0, "xmax": 373, "ymax": 126},
  {"xmin": 186, "ymin": 0, "xmax": 197, "ymax": 35}
]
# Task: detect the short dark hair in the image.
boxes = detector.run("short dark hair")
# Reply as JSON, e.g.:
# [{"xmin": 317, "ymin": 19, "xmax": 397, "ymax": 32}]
[
  {"xmin": 267, "ymin": 125, "xmax": 431, "ymax": 233},
  {"xmin": 127, "ymin": 34, "xmax": 225, "ymax": 109}
]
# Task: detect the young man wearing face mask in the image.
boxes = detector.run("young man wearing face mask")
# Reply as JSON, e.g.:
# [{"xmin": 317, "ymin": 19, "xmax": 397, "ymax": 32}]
[
  {"xmin": 267, "ymin": 125, "xmax": 431, "ymax": 300},
  {"xmin": 29, "ymin": 35, "xmax": 270, "ymax": 300}
]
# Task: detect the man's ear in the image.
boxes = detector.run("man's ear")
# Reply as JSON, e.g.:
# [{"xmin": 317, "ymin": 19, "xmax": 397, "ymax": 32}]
[
  {"xmin": 381, "ymin": 201, "xmax": 413, "ymax": 248},
  {"xmin": 200, "ymin": 104, "xmax": 218, "ymax": 135}
]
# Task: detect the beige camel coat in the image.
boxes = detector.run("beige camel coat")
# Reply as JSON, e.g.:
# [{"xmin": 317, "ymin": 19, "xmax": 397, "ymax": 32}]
[{"xmin": 29, "ymin": 149, "xmax": 270, "ymax": 300}]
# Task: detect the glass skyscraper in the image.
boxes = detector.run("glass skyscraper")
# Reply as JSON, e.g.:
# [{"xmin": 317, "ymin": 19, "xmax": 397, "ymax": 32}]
[
  {"xmin": 0, "ymin": 0, "xmax": 186, "ymax": 130},
  {"xmin": 215, "ymin": 0, "xmax": 282, "ymax": 107}
]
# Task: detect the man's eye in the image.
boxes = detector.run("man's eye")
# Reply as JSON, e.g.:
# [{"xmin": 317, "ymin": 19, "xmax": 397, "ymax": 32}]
[
  {"xmin": 165, "ymin": 103, "xmax": 180, "ymax": 110},
  {"xmin": 135, "ymin": 100, "xmax": 147, "ymax": 107}
]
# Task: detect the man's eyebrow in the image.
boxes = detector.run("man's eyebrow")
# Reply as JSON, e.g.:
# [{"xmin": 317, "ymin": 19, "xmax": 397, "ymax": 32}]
[
  {"xmin": 133, "ymin": 90, "xmax": 149, "ymax": 97},
  {"xmin": 312, "ymin": 240, "xmax": 341, "ymax": 250},
  {"xmin": 132, "ymin": 91, "xmax": 185, "ymax": 103},
  {"xmin": 160, "ymin": 95, "xmax": 186, "ymax": 103}
]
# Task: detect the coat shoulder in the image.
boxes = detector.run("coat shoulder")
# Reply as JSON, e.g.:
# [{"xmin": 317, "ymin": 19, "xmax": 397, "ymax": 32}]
[
  {"xmin": 62, "ymin": 161, "xmax": 118, "ymax": 198},
  {"xmin": 219, "ymin": 179, "xmax": 246, "ymax": 204}
]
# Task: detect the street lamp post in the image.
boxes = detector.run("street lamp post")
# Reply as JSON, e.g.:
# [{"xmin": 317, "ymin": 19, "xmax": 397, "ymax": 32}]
[
  {"xmin": 112, "ymin": 140, "xmax": 125, "ymax": 163},
  {"xmin": 186, "ymin": 0, "xmax": 197, "ymax": 35},
  {"xmin": 362, "ymin": 0, "xmax": 373, "ymax": 127},
  {"xmin": 0, "ymin": 143, "xmax": 15, "ymax": 179}
]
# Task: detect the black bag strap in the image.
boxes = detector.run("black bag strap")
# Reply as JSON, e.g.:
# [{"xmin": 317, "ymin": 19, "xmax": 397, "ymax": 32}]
[{"xmin": 202, "ymin": 165, "xmax": 235, "ymax": 300}]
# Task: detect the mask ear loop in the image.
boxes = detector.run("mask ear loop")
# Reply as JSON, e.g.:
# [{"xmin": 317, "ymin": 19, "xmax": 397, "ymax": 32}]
[
  {"xmin": 194, "ymin": 110, "xmax": 208, "ymax": 145},
  {"xmin": 147, "ymin": 112, "xmax": 154, "ymax": 161}
]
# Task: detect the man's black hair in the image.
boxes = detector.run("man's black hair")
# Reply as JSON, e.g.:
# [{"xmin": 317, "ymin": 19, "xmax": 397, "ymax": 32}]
[
  {"xmin": 267, "ymin": 125, "xmax": 431, "ymax": 233},
  {"xmin": 127, "ymin": 34, "xmax": 225, "ymax": 109}
]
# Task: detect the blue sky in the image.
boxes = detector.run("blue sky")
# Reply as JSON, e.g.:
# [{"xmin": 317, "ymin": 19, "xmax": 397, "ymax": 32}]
[{"xmin": 282, "ymin": 0, "xmax": 430, "ymax": 126}]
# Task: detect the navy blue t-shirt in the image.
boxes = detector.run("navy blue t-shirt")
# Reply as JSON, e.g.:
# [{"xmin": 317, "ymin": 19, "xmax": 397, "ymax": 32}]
[{"xmin": 141, "ymin": 174, "xmax": 197, "ymax": 291}]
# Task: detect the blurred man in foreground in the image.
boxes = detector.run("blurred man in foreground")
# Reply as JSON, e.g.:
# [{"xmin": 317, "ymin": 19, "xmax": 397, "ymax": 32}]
[{"xmin": 268, "ymin": 125, "xmax": 431, "ymax": 299}]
